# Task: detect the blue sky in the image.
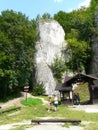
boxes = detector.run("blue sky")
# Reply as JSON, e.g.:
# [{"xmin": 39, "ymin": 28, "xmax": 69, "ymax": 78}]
[{"xmin": 0, "ymin": 0, "xmax": 91, "ymax": 20}]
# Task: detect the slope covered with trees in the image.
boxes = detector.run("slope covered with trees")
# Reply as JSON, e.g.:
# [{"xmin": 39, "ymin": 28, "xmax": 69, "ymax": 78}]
[{"xmin": 54, "ymin": 0, "xmax": 98, "ymax": 74}]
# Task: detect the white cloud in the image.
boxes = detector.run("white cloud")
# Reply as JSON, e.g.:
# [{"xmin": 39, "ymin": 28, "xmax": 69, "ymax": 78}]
[
  {"xmin": 54, "ymin": 0, "xmax": 63, "ymax": 3},
  {"xmin": 78, "ymin": 0, "xmax": 91, "ymax": 8}
]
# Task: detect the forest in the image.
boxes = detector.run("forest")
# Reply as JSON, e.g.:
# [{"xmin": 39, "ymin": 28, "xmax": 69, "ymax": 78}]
[{"xmin": 0, "ymin": 0, "xmax": 98, "ymax": 99}]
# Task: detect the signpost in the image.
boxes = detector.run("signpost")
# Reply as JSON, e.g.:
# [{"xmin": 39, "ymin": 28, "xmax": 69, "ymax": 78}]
[{"xmin": 24, "ymin": 86, "xmax": 29, "ymax": 101}]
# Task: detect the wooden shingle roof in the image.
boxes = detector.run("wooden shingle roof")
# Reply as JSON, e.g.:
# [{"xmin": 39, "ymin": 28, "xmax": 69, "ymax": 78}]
[
  {"xmin": 65, "ymin": 73, "xmax": 98, "ymax": 85},
  {"xmin": 55, "ymin": 83, "xmax": 72, "ymax": 91},
  {"xmin": 55, "ymin": 73, "xmax": 98, "ymax": 91}
]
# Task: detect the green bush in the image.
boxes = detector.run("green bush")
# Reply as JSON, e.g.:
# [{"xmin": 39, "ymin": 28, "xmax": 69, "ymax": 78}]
[
  {"xmin": 32, "ymin": 82, "xmax": 45, "ymax": 96},
  {"xmin": 49, "ymin": 57, "xmax": 66, "ymax": 83}
]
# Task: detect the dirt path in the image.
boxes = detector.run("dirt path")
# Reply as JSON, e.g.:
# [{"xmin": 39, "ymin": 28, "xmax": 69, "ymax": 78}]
[
  {"xmin": 69, "ymin": 104, "xmax": 98, "ymax": 113},
  {"xmin": 1, "ymin": 97, "xmax": 24, "ymax": 108},
  {"xmin": 0, "ymin": 121, "xmax": 84, "ymax": 130},
  {"xmin": 26, "ymin": 124, "xmax": 83, "ymax": 130}
]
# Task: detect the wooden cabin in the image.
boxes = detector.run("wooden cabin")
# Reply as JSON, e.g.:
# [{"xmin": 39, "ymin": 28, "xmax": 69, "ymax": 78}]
[{"xmin": 55, "ymin": 73, "xmax": 98, "ymax": 105}]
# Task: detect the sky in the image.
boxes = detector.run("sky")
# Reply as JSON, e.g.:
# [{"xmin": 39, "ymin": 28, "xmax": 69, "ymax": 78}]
[{"xmin": 0, "ymin": 0, "xmax": 91, "ymax": 20}]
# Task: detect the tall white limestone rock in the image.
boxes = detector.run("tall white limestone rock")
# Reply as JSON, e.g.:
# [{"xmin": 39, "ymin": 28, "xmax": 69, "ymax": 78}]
[{"xmin": 35, "ymin": 20, "xmax": 67, "ymax": 95}]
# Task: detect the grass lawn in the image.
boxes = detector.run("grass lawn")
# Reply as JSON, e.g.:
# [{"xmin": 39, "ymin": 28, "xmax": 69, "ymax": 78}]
[{"xmin": 0, "ymin": 96, "xmax": 98, "ymax": 130}]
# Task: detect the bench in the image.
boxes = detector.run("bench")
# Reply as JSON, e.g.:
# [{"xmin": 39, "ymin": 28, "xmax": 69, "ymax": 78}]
[{"xmin": 31, "ymin": 119, "xmax": 81, "ymax": 125}]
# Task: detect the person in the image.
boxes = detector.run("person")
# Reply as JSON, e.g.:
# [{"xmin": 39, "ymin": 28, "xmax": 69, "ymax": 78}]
[
  {"xmin": 60, "ymin": 92, "xmax": 63, "ymax": 102},
  {"xmin": 76, "ymin": 93, "xmax": 80, "ymax": 105},
  {"xmin": 54, "ymin": 95, "xmax": 58, "ymax": 111},
  {"xmin": 48, "ymin": 96, "xmax": 52, "ymax": 112},
  {"xmin": 73, "ymin": 93, "xmax": 77, "ymax": 105}
]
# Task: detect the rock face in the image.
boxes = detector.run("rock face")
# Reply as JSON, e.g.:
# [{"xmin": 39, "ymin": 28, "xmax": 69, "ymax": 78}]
[
  {"xmin": 35, "ymin": 20, "xmax": 67, "ymax": 95},
  {"xmin": 90, "ymin": 9, "xmax": 98, "ymax": 77}
]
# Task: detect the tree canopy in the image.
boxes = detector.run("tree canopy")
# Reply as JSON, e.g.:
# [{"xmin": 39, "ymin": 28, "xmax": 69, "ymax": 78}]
[
  {"xmin": 54, "ymin": 0, "xmax": 97, "ymax": 73},
  {"xmin": 0, "ymin": 10, "xmax": 38, "ymax": 99}
]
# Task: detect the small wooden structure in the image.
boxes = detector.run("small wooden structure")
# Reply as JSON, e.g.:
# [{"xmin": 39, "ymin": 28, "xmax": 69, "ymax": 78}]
[{"xmin": 55, "ymin": 73, "xmax": 98, "ymax": 104}]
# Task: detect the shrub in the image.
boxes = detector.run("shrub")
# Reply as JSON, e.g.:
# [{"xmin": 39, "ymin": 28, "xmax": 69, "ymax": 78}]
[
  {"xmin": 32, "ymin": 82, "xmax": 45, "ymax": 96},
  {"xmin": 49, "ymin": 57, "xmax": 66, "ymax": 83}
]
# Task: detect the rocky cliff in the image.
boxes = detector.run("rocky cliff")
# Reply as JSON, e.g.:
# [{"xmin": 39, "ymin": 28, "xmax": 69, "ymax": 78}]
[{"xmin": 35, "ymin": 20, "xmax": 67, "ymax": 95}]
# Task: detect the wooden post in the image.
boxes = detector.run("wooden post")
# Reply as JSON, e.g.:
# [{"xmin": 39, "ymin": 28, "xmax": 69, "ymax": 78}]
[{"xmin": 24, "ymin": 86, "xmax": 29, "ymax": 102}]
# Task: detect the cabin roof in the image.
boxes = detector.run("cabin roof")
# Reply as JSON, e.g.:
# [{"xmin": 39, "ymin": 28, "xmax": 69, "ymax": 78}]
[
  {"xmin": 55, "ymin": 83, "xmax": 72, "ymax": 91},
  {"xmin": 65, "ymin": 73, "xmax": 98, "ymax": 85},
  {"xmin": 55, "ymin": 73, "xmax": 98, "ymax": 91}
]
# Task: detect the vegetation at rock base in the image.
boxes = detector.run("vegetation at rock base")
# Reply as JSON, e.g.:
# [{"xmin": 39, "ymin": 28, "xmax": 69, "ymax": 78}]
[
  {"xmin": 32, "ymin": 82, "xmax": 45, "ymax": 96},
  {"xmin": 49, "ymin": 57, "xmax": 66, "ymax": 83}
]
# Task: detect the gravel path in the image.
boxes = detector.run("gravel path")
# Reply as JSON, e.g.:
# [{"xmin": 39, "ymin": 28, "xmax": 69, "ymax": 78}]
[
  {"xmin": 70, "ymin": 104, "xmax": 98, "ymax": 113},
  {"xmin": 26, "ymin": 124, "xmax": 83, "ymax": 130},
  {"xmin": 0, "ymin": 122, "xmax": 83, "ymax": 130}
]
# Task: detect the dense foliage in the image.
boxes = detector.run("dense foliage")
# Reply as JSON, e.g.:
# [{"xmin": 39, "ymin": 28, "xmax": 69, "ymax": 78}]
[
  {"xmin": 32, "ymin": 82, "xmax": 45, "ymax": 96},
  {"xmin": 54, "ymin": 0, "xmax": 98, "ymax": 73},
  {"xmin": 66, "ymin": 34, "xmax": 92, "ymax": 72},
  {"xmin": 0, "ymin": 10, "xmax": 38, "ymax": 99},
  {"xmin": 49, "ymin": 57, "xmax": 66, "ymax": 83}
]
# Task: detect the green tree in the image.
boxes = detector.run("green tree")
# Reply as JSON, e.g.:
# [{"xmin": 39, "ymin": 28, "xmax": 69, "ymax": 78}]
[
  {"xmin": 0, "ymin": 10, "xmax": 38, "ymax": 99},
  {"xmin": 54, "ymin": 11, "xmax": 72, "ymax": 33},
  {"xmin": 0, "ymin": 31, "xmax": 15, "ymax": 99},
  {"xmin": 90, "ymin": 0, "xmax": 98, "ymax": 10},
  {"xmin": 42, "ymin": 13, "xmax": 52, "ymax": 19},
  {"xmin": 32, "ymin": 82, "xmax": 45, "ymax": 96},
  {"xmin": 50, "ymin": 57, "xmax": 66, "ymax": 83},
  {"xmin": 54, "ymin": 6, "xmax": 95, "ymax": 73},
  {"xmin": 66, "ymin": 38, "xmax": 92, "ymax": 73}
]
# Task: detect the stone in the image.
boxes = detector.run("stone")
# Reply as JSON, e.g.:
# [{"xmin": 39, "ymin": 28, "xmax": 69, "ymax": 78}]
[{"xmin": 35, "ymin": 20, "xmax": 67, "ymax": 95}]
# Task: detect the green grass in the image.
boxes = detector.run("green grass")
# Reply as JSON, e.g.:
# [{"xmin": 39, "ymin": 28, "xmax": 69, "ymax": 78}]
[
  {"xmin": 0, "ymin": 96, "xmax": 98, "ymax": 130},
  {"xmin": 21, "ymin": 98, "xmax": 42, "ymax": 107},
  {"xmin": 10, "ymin": 125, "xmax": 25, "ymax": 130},
  {"xmin": 10, "ymin": 124, "xmax": 34, "ymax": 130},
  {"xmin": 84, "ymin": 123, "xmax": 98, "ymax": 130},
  {"xmin": 0, "ymin": 101, "xmax": 98, "ymax": 124}
]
